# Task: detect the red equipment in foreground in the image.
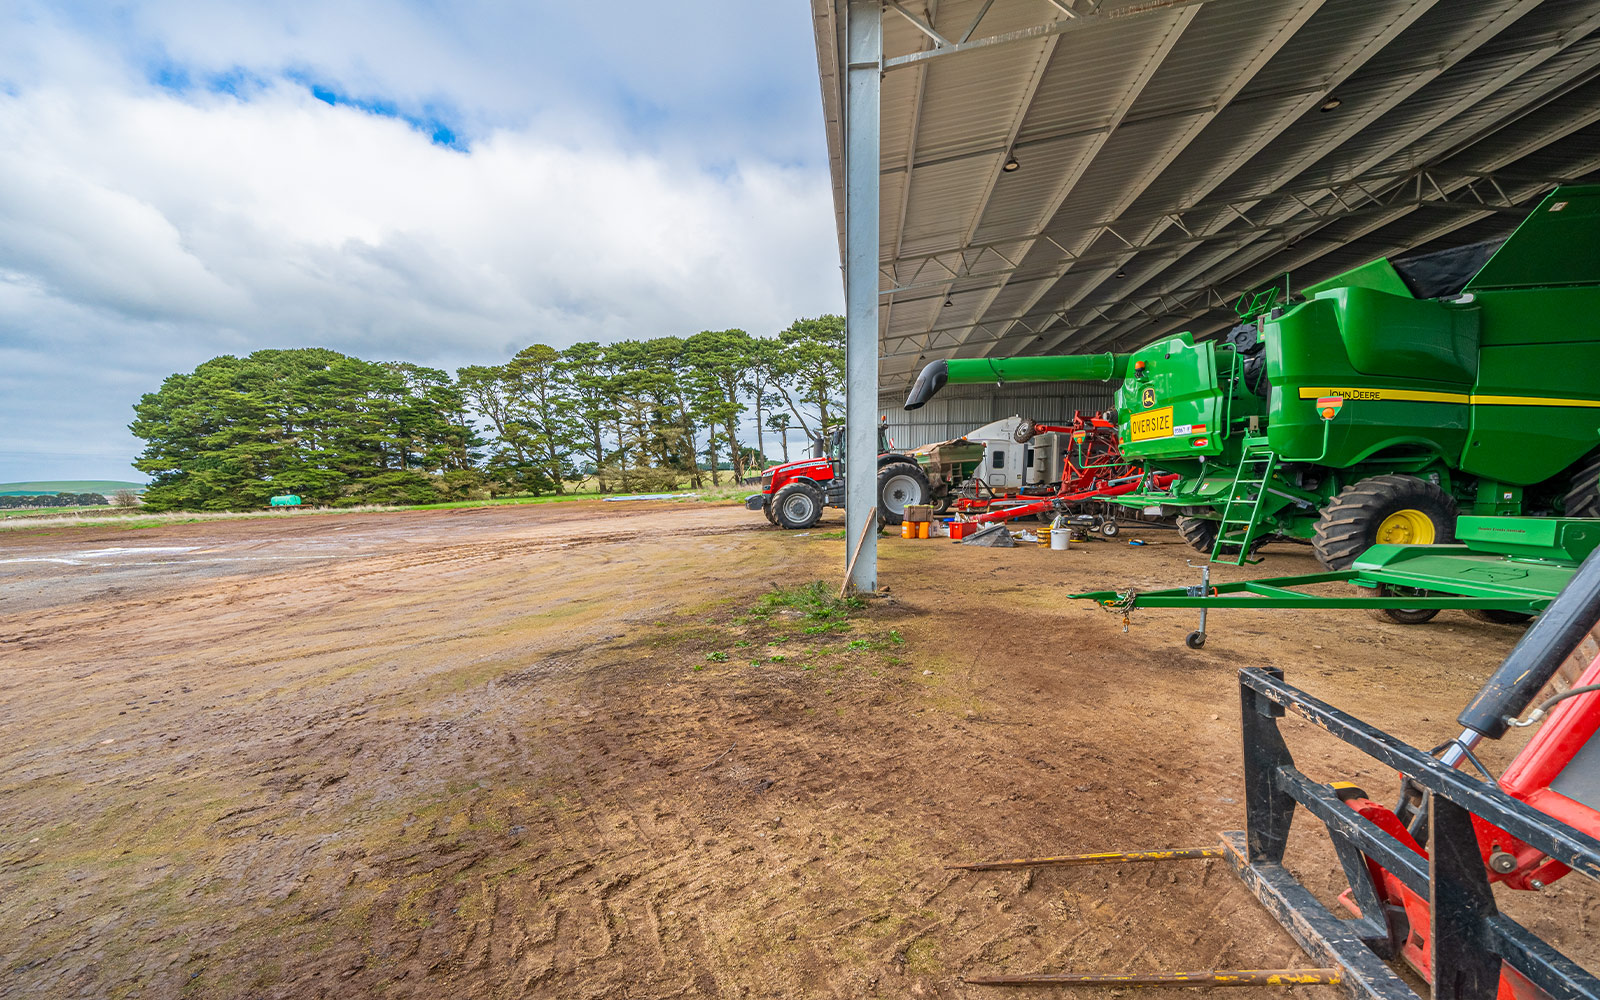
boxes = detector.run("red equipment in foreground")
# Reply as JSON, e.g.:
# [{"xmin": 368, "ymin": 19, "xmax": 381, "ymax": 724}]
[
  {"xmin": 1332, "ymin": 651, "xmax": 1600, "ymax": 1000},
  {"xmin": 952, "ymin": 544, "xmax": 1600, "ymax": 1000},
  {"xmin": 957, "ymin": 411, "xmax": 1176, "ymax": 529}
]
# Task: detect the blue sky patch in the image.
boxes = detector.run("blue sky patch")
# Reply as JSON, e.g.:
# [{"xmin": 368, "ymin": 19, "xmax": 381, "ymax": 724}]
[{"xmin": 286, "ymin": 69, "xmax": 467, "ymax": 151}]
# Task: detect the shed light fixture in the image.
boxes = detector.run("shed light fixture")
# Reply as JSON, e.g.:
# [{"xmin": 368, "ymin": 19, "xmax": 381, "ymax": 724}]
[
  {"xmin": 1002, "ymin": 155, "xmax": 1020, "ymax": 172},
  {"xmin": 1115, "ymin": 269, "xmax": 1127, "ymax": 279},
  {"xmin": 943, "ymin": 297, "xmax": 953, "ymax": 307},
  {"xmin": 1319, "ymin": 96, "xmax": 1342, "ymax": 112}
]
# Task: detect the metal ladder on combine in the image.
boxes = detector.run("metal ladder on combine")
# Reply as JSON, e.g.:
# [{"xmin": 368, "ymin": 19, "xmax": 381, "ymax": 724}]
[{"xmin": 1211, "ymin": 437, "xmax": 1276, "ymax": 565}]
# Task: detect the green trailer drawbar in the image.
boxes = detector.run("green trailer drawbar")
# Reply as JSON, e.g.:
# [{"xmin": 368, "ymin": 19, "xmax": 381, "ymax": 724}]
[{"xmin": 905, "ymin": 186, "xmax": 1600, "ymax": 570}]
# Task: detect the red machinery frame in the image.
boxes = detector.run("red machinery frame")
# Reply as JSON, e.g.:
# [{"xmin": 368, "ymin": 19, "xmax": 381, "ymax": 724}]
[
  {"xmin": 955, "ymin": 412, "xmax": 1176, "ymax": 525},
  {"xmin": 1335, "ymin": 652, "xmax": 1600, "ymax": 1000}
]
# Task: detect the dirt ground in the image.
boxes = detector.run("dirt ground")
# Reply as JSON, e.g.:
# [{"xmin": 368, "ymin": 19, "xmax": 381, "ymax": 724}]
[{"xmin": 3, "ymin": 501, "xmax": 1598, "ymax": 999}]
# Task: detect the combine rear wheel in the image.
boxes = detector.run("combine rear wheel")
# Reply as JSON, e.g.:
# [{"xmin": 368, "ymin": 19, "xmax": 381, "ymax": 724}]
[
  {"xmin": 878, "ymin": 463, "xmax": 931, "ymax": 525},
  {"xmin": 772, "ymin": 482, "xmax": 824, "ymax": 529},
  {"xmin": 1313, "ymin": 474, "xmax": 1457, "ymax": 571},
  {"xmin": 1564, "ymin": 450, "xmax": 1600, "ymax": 518}
]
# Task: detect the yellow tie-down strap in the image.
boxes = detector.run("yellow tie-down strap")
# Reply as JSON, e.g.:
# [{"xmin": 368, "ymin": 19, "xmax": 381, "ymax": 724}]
[{"xmin": 1298, "ymin": 387, "xmax": 1600, "ymax": 408}]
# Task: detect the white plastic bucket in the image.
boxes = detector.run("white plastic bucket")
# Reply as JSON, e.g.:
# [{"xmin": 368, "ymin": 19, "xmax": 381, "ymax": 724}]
[{"xmin": 1050, "ymin": 515, "xmax": 1070, "ymax": 550}]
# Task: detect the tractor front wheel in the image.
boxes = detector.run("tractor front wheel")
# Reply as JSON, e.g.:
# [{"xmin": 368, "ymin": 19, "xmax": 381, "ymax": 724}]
[
  {"xmin": 878, "ymin": 463, "xmax": 932, "ymax": 525},
  {"xmin": 772, "ymin": 482, "xmax": 824, "ymax": 529},
  {"xmin": 1313, "ymin": 474, "xmax": 1457, "ymax": 571}
]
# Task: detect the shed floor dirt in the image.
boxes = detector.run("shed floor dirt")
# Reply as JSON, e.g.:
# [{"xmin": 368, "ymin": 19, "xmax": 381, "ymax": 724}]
[{"xmin": 2, "ymin": 502, "xmax": 1596, "ymax": 999}]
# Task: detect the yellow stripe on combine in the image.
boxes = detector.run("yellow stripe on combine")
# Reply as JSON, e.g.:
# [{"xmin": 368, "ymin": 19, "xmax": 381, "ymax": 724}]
[
  {"xmin": 1297, "ymin": 387, "xmax": 1467, "ymax": 403},
  {"xmin": 1470, "ymin": 394, "xmax": 1600, "ymax": 407},
  {"xmin": 1297, "ymin": 387, "xmax": 1600, "ymax": 408}
]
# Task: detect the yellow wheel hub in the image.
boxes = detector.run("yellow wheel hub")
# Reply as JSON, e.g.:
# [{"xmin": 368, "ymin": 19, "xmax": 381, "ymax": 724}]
[{"xmin": 1376, "ymin": 509, "xmax": 1437, "ymax": 545}]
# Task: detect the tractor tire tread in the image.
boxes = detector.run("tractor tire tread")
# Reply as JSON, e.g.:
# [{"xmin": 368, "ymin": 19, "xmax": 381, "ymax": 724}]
[{"xmin": 1564, "ymin": 450, "xmax": 1600, "ymax": 519}]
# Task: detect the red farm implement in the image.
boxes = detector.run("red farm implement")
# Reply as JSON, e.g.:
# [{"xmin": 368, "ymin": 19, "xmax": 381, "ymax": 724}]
[
  {"xmin": 957, "ymin": 411, "xmax": 1176, "ymax": 534},
  {"xmin": 954, "ymin": 545, "xmax": 1600, "ymax": 1000}
]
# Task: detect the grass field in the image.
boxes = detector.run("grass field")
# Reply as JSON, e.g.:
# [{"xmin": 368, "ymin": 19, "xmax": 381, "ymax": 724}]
[
  {"xmin": 0, "ymin": 484, "xmax": 752, "ymax": 531},
  {"xmin": 0, "ymin": 479, "xmax": 145, "ymax": 495}
]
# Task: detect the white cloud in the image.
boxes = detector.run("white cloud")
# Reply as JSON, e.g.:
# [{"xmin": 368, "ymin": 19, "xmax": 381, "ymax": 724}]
[{"xmin": 0, "ymin": 79, "xmax": 842, "ymax": 480}]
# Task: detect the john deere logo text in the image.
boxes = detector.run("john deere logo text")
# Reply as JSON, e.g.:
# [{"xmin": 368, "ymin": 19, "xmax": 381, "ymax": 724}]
[{"xmin": 1141, "ymin": 387, "xmax": 1157, "ymax": 408}]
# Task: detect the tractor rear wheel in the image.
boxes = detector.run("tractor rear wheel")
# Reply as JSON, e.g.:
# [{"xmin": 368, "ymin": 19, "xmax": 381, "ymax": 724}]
[
  {"xmin": 1563, "ymin": 450, "xmax": 1600, "ymax": 518},
  {"xmin": 1313, "ymin": 474, "xmax": 1457, "ymax": 571},
  {"xmin": 772, "ymin": 481, "xmax": 824, "ymax": 529},
  {"xmin": 877, "ymin": 463, "xmax": 931, "ymax": 525},
  {"xmin": 1176, "ymin": 516, "xmax": 1219, "ymax": 554}
]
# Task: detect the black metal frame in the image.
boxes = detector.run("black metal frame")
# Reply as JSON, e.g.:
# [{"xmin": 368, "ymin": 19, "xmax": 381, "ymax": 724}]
[{"xmin": 1235, "ymin": 667, "xmax": 1600, "ymax": 1000}]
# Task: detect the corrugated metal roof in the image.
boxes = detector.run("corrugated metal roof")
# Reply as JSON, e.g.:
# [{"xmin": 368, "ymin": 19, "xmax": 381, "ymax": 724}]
[{"xmin": 812, "ymin": 0, "xmax": 1600, "ymax": 393}]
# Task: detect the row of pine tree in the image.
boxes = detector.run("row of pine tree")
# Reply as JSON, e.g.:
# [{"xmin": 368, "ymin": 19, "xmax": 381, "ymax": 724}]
[{"xmin": 130, "ymin": 317, "xmax": 846, "ymax": 511}]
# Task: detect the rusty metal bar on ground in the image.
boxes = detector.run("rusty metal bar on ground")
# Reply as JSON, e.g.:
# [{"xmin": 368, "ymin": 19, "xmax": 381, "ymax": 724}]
[
  {"xmin": 962, "ymin": 968, "xmax": 1343, "ymax": 988},
  {"xmin": 948, "ymin": 845, "xmax": 1221, "ymax": 871}
]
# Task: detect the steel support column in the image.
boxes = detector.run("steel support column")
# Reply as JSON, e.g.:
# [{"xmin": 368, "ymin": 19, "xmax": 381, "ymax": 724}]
[{"xmin": 845, "ymin": 0, "xmax": 881, "ymax": 594}]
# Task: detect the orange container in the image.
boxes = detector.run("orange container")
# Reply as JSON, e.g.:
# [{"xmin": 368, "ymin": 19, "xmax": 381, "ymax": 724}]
[
  {"xmin": 917, "ymin": 521, "xmax": 930, "ymax": 539},
  {"xmin": 901, "ymin": 521, "xmax": 915, "ymax": 539}
]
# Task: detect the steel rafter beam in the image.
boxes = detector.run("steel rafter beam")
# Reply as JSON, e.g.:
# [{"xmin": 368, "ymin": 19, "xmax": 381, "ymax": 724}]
[
  {"xmin": 1023, "ymin": 0, "xmax": 1489, "ymax": 356},
  {"xmin": 1055, "ymin": 15, "xmax": 1600, "ymax": 357},
  {"xmin": 881, "ymin": 0, "xmax": 938, "ymax": 342},
  {"xmin": 1085, "ymin": 145, "xmax": 1600, "ymax": 355},
  {"xmin": 875, "ymin": 164, "xmax": 1559, "ymax": 296},
  {"xmin": 1069, "ymin": 91, "xmax": 1600, "ymax": 355},
  {"xmin": 956, "ymin": 0, "xmax": 1329, "ymax": 357},
  {"xmin": 882, "ymin": 0, "xmax": 1193, "ymax": 71},
  {"xmin": 879, "ymin": 166, "xmax": 1544, "ymax": 306},
  {"xmin": 933, "ymin": 1, "xmax": 1201, "ymax": 360},
  {"xmin": 889, "ymin": 13, "xmax": 1066, "ymax": 364},
  {"xmin": 1030, "ymin": 0, "xmax": 1568, "ymax": 355},
  {"xmin": 875, "ymin": 157, "xmax": 1594, "ymax": 364}
]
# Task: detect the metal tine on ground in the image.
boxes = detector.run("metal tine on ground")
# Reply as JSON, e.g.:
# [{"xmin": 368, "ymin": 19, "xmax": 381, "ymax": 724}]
[
  {"xmin": 948, "ymin": 845, "xmax": 1221, "ymax": 871},
  {"xmin": 962, "ymin": 968, "xmax": 1343, "ymax": 988}
]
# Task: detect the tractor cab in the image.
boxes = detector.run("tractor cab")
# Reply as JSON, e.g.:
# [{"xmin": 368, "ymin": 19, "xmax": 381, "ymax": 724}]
[{"xmin": 811, "ymin": 425, "xmax": 891, "ymax": 461}]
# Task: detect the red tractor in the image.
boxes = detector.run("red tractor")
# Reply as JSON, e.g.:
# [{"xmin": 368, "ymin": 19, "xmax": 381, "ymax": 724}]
[{"xmin": 745, "ymin": 425, "xmax": 932, "ymax": 530}]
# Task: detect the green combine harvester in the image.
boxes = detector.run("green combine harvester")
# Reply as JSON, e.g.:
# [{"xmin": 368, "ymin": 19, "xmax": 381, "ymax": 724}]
[{"xmin": 905, "ymin": 185, "xmax": 1600, "ymax": 569}]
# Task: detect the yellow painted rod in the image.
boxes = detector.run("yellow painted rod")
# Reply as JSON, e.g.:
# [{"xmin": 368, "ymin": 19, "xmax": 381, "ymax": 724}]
[
  {"xmin": 948, "ymin": 845, "xmax": 1222, "ymax": 871},
  {"xmin": 963, "ymin": 968, "xmax": 1344, "ymax": 988}
]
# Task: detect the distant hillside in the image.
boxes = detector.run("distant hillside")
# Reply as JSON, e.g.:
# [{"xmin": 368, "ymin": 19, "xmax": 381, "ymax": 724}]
[{"xmin": 0, "ymin": 480, "xmax": 146, "ymax": 496}]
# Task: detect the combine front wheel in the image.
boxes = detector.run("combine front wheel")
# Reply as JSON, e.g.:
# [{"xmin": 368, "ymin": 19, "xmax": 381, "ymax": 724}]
[
  {"xmin": 1175, "ymin": 516, "xmax": 1217, "ymax": 554},
  {"xmin": 1564, "ymin": 450, "xmax": 1600, "ymax": 518},
  {"xmin": 1313, "ymin": 474, "xmax": 1457, "ymax": 571}
]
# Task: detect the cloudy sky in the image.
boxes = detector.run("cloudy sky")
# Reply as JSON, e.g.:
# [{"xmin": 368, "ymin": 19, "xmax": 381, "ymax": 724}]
[{"xmin": 0, "ymin": 2, "xmax": 842, "ymax": 483}]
